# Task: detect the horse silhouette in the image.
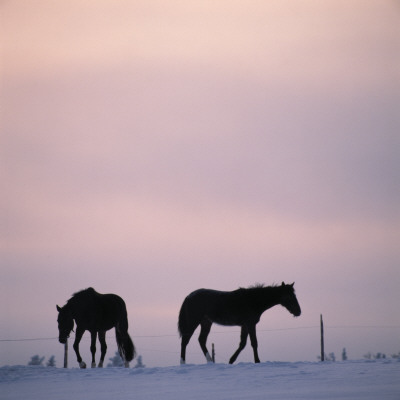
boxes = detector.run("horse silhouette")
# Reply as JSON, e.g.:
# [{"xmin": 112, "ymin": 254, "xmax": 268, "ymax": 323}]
[
  {"xmin": 57, "ymin": 287, "xmax": 135, "ymax": 368},
  {"xmin": 178, "ymin": 282, "xmax": 301, "ymax": 364}
]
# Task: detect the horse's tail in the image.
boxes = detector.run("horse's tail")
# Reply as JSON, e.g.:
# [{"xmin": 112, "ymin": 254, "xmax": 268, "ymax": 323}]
[
  {"xmin": 178, "ymin": 297, "xmax": 188, "ymax": 338},
  {"xmin": 116, "ymin": 305, "xmax": 136, "ymax": 362},
  {"xmin": 116, "ymin": 329, "xmax": 136, "ymax": 362}
]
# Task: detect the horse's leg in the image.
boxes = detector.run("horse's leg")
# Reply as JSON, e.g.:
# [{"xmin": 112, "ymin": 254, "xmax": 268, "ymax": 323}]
[
  {"xmin": 180, "ymin": 333, "xmax": 192, "ymax": 365},
  {"xmin": 97, "ymin": 331, "xmax": 107, "ymax": 368},
  {"xmin": 229, "ymin": 325, "xmax": 248, "ymax": 364},
  {"xmin": 180, "ymin": 325, "xmax": 198, "ymax": 365},
  {"xmin": 90, "ymin": 331, "xmax": 97, "ymax": 368},
  {"xmin": 73, "ymin": 327, "xmax": 86, "ymax": 368},
  {"xmin": 248, "ymin": 324, "xmax": 260, "ymax": 363},
  {"xmin": 198, "ymin": 319, "xmax": 213, "ymax": 363}
]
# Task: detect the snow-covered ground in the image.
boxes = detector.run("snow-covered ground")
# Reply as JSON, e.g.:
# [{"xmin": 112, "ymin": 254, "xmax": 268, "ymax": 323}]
[{"xmin": 1, "ymin": 360, "xmax": 399, "ymax": 400}]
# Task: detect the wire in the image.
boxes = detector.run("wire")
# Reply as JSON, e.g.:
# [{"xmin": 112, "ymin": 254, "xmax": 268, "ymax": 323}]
[
  {"xmin": 0, "ymin": 337, "xmax": 58, "ymax": 342},
  {"xmin": 1, "ymin": 325, "xmax": 399, "ymax": 342}
]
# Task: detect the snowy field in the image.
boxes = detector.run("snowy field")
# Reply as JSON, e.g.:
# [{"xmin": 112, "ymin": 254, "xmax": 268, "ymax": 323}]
[{"xmin": 1, "ymin": 360, "xmax": 399, "ymax": 400}]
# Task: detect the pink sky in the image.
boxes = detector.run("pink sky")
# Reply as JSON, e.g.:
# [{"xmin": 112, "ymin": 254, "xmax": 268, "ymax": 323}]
[{"xmin": 1, "ymin": 1, "xmax": 399, "ymax": 367}]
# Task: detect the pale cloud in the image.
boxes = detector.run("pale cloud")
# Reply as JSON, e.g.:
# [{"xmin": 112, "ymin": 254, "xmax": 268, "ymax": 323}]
[{"xmin": 3, "ymin": 0, "xmax": 399, "ymax": 90}]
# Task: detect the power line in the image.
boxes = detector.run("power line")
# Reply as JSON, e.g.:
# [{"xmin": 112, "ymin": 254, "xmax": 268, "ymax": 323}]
[
  {"xmin": 326, "ymin": 325, "xmax": 400, "ymax": 330},
  {"xmin": 1, "ymin": 325, "xmax": 399, "ymax": 343},
  {"xmin": 0, "ymin": 337, "xmax": 58, "ymax": 342}
]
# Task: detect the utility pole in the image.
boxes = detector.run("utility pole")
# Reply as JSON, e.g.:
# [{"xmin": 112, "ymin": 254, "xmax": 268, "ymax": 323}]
[
  {"xmin": 64, "ymin": 340, "xmax": 68, "ymax": 368},
  {"xmin": 320, "ymin": 314, "xmax": 325, "ymax": 362}
]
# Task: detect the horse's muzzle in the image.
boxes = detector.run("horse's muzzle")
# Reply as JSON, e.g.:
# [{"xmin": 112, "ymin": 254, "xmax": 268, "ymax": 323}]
[
  {"xmin": 293, "ymin": 309, "xmax": 301, "ymax": 317},
  {"xmin": 59, "ymin": 337, "xmax": 67, "ymax": 344}
]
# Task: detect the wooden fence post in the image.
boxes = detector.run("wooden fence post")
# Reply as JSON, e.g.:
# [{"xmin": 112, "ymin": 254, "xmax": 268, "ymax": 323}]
[
  {"xmin": 320, "ymin": 314, "xmax": 324, "ymax": 362},
  {"xmin": 64, "ymin": 340, "xmax": 68, "ymax": 368},
  {"xmin": 212, "ymin": 343, "xmax": 215, "ymax": 363}
]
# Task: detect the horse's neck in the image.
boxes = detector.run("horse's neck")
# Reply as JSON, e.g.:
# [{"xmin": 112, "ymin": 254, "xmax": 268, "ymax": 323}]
[
  {"xmin": 258, "ymin": 287, "xmax": 283, "ymax": 311},
  {"xmin": 64, "ymin": 300, "xmax": 76, "ymax": 316}
]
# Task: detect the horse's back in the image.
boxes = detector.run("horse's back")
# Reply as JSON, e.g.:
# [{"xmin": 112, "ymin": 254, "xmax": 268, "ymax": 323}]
[
  {"xmin": 77, "ymin": 291, "xmax": 126, "ymax": 313},
  {"xmin": 100, "ymin": 293, "xmax": 126, "ymax": 307},
  {"xmin": 73, "ymin": 290, "xmax": 127, "ymax": 330},
  {"xmin": 97, "ymin": 293, "xmax": 127, "ymax": 319},
  {"xmin": 182, "ymin": 289, "xmax": 233, "ymax": 316},
  {"xmin": 187, "ymin": 288, "xmax": 217, "ymax": 298},
  {"xmin": 181, "ymin": 288, "xmax": 247, "ymax": 326},
  {"xmin": 184, "ymin": 288, "xmax": 228, "ymax": 307}
]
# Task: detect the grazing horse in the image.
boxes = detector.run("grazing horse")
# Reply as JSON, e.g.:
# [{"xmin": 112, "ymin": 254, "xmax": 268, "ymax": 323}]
[
  {"xmin": 178, "ymin": 282, "xmax": 301, "ymax": 364},
  {"xmin": 56, "ymin": 287, "xmax": 135, "ymax": 368}
]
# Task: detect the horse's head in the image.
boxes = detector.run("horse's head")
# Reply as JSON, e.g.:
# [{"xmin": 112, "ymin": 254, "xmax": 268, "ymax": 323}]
[
  {"xmin": 279, "ymin": 282, "xmax": 301, "ymax": 317},
  {"xmin": 56, "ymin": 305, "xmax": 74, "ymax": 344}
]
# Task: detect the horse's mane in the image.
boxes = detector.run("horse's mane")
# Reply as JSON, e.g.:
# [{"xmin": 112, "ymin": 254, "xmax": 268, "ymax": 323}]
[
  {"xmin": 73, "ymin": 287, "xmax": 96, "ymax": 296},
  {"xmin": 67, "ymin": 287, "xmax": 97, "ymax": 304},
  {"xmin": 236, "ymin": 283, "xmax": 283, "ymax": 301},
  {"xmin": 247, "ymin": 283, "xmax": 266, "ymax": 289},
  {"xmin": 240, "ymin": 283, "xmax": 278, "ymax": 290}
]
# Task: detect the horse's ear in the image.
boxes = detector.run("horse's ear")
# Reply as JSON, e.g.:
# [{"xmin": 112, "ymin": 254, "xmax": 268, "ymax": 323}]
[
  {"xmin": 290, "ymin": 282, "xmax": 295, "ymax": 288},
  {"xmin": 56, "ymin": 305, "xmax": 62, "ymax": 312},
  {"xmin": 281, "ymin": 281, "xmax": 286, "ymax": 287}
]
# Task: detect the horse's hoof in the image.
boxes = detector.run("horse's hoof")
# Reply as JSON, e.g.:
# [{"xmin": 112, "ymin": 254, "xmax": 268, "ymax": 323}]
[
  {"xmin": 91, "ymin": 362, "xmax": 96, "ymax": 368},
  {"xmin": 79, "ymin": 362, "xmax": 87, "ymax": 369},
  {"xmin": 98, "ymin": 362, "xmax": 103, "ymax": 368},
  {"xmin": 205, "ymin": 352, "xmax": 213, "ymax": 363},
  {"xmin": 124, "ymin": 361, "xmax": 129, "ymax": 368}
]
